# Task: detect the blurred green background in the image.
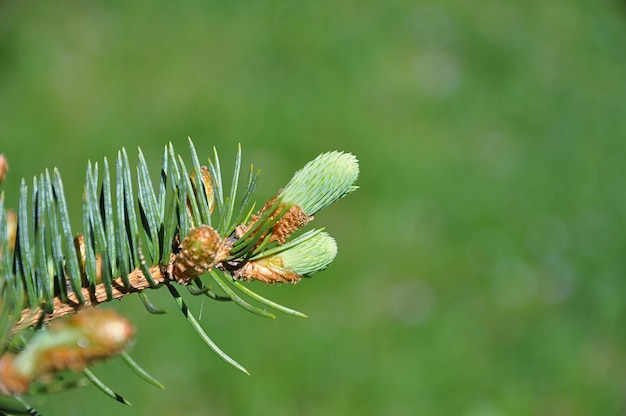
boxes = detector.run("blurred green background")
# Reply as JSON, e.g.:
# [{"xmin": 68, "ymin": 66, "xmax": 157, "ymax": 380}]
[{"xmin": 1, "ymin": 1, "xmax": 626, "ymax": 415}]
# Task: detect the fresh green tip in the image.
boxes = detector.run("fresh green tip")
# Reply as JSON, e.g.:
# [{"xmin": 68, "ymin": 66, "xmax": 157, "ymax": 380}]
[
  {"xmin": 280, "ymin": 230, "xmax": 338, "ymax": 276},
  {"xmin": 280, "ymin": 151, "xmax": 359, "ymax": 215}
]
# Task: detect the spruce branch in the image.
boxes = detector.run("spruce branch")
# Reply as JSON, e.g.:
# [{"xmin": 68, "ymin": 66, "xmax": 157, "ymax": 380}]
[{"xmin": 0, "ymin": 140, "xmax": 359, "ymax": 414}]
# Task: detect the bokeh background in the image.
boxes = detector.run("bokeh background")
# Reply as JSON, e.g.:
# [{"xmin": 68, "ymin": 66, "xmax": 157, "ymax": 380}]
[{"xmin": 1, "ymin": 1, "xmax": 626, "ymax": 415}]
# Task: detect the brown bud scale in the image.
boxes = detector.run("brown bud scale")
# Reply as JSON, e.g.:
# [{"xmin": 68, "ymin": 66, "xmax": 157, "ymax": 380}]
[
  {"xmin": 237, "ymin": 196, "xmax": 312, "ymax": 245},
  {"xmin": 235, "ymin": 260, "xmax": 301, "ymax": 284}
]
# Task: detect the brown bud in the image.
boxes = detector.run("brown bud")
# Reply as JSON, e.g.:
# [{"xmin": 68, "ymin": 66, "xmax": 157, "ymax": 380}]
[
  {"xmin": 0, "ymin": 308, "xmax": 134, "ymax": 395},
  {"xmin": 42, "ymin": 308, "xmax": 134, "ymax": 372},
  {"xmin": 6, "ymin": 210, "xmax": 16, "ymax": 254},
  {"xmin": 173, "ymin": 225, "xmax": 224, "ymax": 284},
  {"xmin": 73, "ymin": 234, "xmax": 102, "ymax": 285},
  {"xmin": 189, "ymin": 166, "xmax": 215, "ymax": 215},
  {"xmin": 0, "ymin": 355, "xmax": 29, "ymax": 395},
  {"xmin": 0, "ymin": 154, "xmax": 7, "ymax": 185}
]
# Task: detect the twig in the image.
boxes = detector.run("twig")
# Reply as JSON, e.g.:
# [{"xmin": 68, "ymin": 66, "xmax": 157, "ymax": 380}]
[{"xmin": 13, "ymin": 255, "xmax": 175, "ymax": 332}]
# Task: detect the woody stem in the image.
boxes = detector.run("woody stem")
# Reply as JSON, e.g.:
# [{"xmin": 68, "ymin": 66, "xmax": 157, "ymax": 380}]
[{"xmin": 13, "ymin": 255, "xmax": 177, "ymax": 332}]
